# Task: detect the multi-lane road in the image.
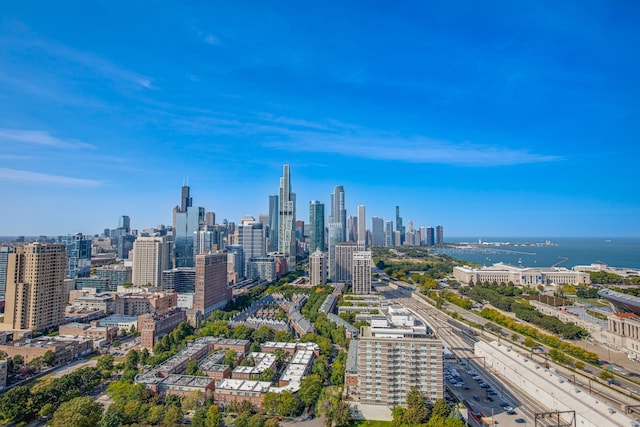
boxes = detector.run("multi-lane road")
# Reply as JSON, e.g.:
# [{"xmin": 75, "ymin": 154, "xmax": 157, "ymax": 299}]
[{"xmin": 378, "ymin": 283, "xmax": 573, "ymax": 426}]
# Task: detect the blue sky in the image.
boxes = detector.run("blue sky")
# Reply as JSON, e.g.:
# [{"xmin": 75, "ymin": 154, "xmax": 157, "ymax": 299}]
[{"xmin": 1, "ymin": 1, "xmax": 639, "ymax": 237}]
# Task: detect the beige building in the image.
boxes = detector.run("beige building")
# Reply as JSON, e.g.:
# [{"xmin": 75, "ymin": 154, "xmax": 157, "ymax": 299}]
[
  {"xmin": 59, "ymin": 322, "xmax": 118, "ymax": 343},
  {"xmin": 355, "ymin": 326, "xmax": 443, "ymax": 407},
  {"xmin": 335, "ymin": 242, "xmax": 363, "ymax": 284},
  {"xmin": 132, "ymin": 237, "xmax": 169, "ymax": 288},
  {"xmin": 309, "ymin": 249, "xmax": 327, "ymax": 286},
  {"xmin": 352, "ymin": 251, "xmax": 372, "ymax": 294},
  {"xmin": 115, "ymin": 291, "xmax": 177, "ymax": 316},
  {"xmin": 453, "ymin": 263, "xmax": 590, "ymax": 286},
  {"xmin": 2, "ymin": 243, "xmax": 67, "ymax": 332},
  {"xmin": 0, "ymin": 336, "xmax": 93, "ymax": 364}
]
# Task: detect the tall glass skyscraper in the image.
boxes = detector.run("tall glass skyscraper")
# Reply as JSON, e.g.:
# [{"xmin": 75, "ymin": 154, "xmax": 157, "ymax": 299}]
[
  {"xmin": 330, "ymin": 185, "xmax": 346, "ymax": 241},
  {"xmin": 372, "ymin": 217, "xmax": 385, "ymax": 247},
  {"xmin": 268, "ymin": 194, "xmax": 279, "ymax": 253},
  {"xmin": 173, "ymin": 184, "xmax": 204, "ymax": 268},
  {"xmin": 278, "ymin": 165, "xmax": 296, "ymax": 271},
  {"xmin": 309, "ymin": 200, "xmax": 325, "ymax": 254},
  {"xmin": 58, "ymin": 233, "xmax": 92, "ymax": 279},
  {"xmin": 395, "ymin": 206, "xmax": 405, "ymax": 245}
]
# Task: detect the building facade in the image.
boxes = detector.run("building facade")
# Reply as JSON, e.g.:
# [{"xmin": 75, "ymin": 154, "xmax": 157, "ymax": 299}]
[
  {"xmin": 357, "ymin": 326, "xmax": 443, "ymax": 407},
  {"xmin": 277, "ymin": 165, "xmax": 296, "ymax": 271},
  {"xmin": 352, "ymin": 251, "xmax": 372, "ymax": 294},
  {"xmin": 194, "ymin": 253, "xmax": 228, "ymax": 319},
  {"xmin": 132, "ymin": 236, "xmax": 169, "ymax": 288},
  {"xmin": 335, "ymin": 242, "xmax": 362, "ymax": 284},
  {"xmin": 309, "ymin": 249, "xmax": 327, "ymax": 286},
  {"xmin": 309, "ymin": 200, "xmax": 325, "ymax": 254},
  {"xmin": 2, "ymin": 243, "xmax": 67, "ymax": 332}
]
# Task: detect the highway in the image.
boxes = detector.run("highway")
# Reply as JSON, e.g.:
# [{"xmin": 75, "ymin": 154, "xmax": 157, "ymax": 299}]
[{"xmin": 377, "ymin": 284, "xmax": 569, "ymax": 426}]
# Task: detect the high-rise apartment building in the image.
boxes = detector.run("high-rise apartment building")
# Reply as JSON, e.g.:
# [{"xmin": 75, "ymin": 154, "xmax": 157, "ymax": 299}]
[
  {"xmin": 357, "ymin": 205, "xmax": 366, "ymax": 247},
  {"xmin": 0, "ymin": 246, "xmax": 16, "ymax": 299},
  {"xmin": 330, "ymin": 186, "xmax": 347, "ymax": 241},
  {"xmin": 352, "ymin": 251, "xmax": 372, "ymax": 294},
  {"xmin": 335, "ymin": 242, "xmax": 362, "ymax": 284},
  {"xmin": 267, "ymin": 195, "xmax": 279, "ymax": 253},
  {"xmin": 436, "ymin": 226, "xmax": 444, "ymax": 245},
  {"xmin": 309, "ymin": 200, "xmax": 325, "ymax": 254},
  {"xmin": 277, "ymin": 165, "xmax": 296, "ymax": 271},
  {"xmin": 58, "ymin": 233, "xmax": 92, "ymax": 279},
  {"xmin": 2, "ymin": 243, "xmax": 67, "ymax": 332},
  {"xmin": 238, "ymin": 219, "xmax": 266, "ymax": 278},
  {"xmin": 371, "ymin": 217, "xmax": 384, "ymax": 247},
  {"xmin": 426, "ymin": 227, "xmax": 435, "ymax": 246},
  {"xmin": 309, "ymin": 249, "xmax": 327, "ymax": 286},
  {"xmin": 132, "ymin": 237, "xmax": 169, "ymax": 288},
  {"xmin": 395, "ymin": 206, "xmax": 405, "ymax": 245},
  {"xmin": 194, "ymin": 252, "xmax": 228, "ymax": 319},
  {"xmin": 357, "ymin": 327, "xmax": 443, "ymax": 407},
  {"xmin": 384, "ymin": 221, "xmax": 394, "ymax": 247}
]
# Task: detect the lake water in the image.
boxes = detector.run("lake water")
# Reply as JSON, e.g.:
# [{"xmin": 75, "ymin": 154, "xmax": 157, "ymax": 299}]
[{"xmin": 433, "ymin": 237, "xmax": 640, "ymax": 269}]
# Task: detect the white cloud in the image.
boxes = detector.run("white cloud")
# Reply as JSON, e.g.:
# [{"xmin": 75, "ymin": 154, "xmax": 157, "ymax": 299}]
[
  {"xmin": 204, "ymin": 34, "xmax": 221, "ymax": 46},
  {"xmin": 0, "ymin": 168, "xmax": 102, "ymax": 187},
  {"xmin": 0, "ymin": 129, "xmax": 95, "ymax": 149}
]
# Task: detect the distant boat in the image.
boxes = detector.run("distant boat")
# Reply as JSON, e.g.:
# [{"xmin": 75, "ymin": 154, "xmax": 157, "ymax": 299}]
[{"xmin": 605, "ymin": 239, "xmax": 612, "ymax": 243}]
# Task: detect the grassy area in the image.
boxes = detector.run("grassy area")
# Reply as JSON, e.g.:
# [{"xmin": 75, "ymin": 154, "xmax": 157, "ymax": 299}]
[{"xmin": 352, "ymin": 421, "xmax": 394, "ymax": 427}]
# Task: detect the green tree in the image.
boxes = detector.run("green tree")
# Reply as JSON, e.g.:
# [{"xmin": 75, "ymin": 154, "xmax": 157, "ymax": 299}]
[
  {"xmin": 42, "ymin": 349, "xmax": 56, "ymax": 366},
  {"xmin": 248, "ymin": 414, "xmax": 266, "ymax": 427},
  {"xmin": 259, "ymin": 367, "xmax": 276, "ymax": 382},
  {"xmin": 263, "ymin": 392, "xmax": 280, "ymax": 417},
  {"xmin": 125, "ymin": 349, "xmax": 139, "ymax": 370},
  {"xmin": 404, "ymin": 386, "xmax": 428, "ymax": 425},
  {"xmin": 274, "ymin": 330, "xmax": 293, "ymax": 342},
  {"xmin": 264, "ymin": 418, "xmax": 280, "ymax": 427},
  {"xmin": 299, "ymin": 374, "xmax": 323, "ymax": 407},
  {"xmin": 97, "ymin": 411, "xmax": 124, "ymax": 427},
  {"xmin": 523, "ymin": 337, "xmax": 537, "ymax": 348},
  {"xmin": 50, "ymin": 396, "xmax": 103, "ymax": 427},
  {"xmin": 600, "ymin": 370, "xmax": 614, "ymax": 383},
  {"xmin": 253, "ymin": 325, "xmax": 274, "ymax": 343},
  {"xmin": 186, "ymin": 359, "xmax": 200, "ymax": 375},
  {"xmin": 431, "ymin": 398, "xmax": 450, "ymax": 419},
  {"xmin": 192, "ymin": 407, "xmax": 207, "ymax": 427},
  {"xmin": 162, "ymin": 405, "xmax": 183, "ymax": 426},
  {"xmin": 332, "ymin": 401, "xmax": 352, "ymax": 427},
  {"xmin": 277, "ymin": 391, "xmax": 299, "ymax": 417},
  {"xmin": 205, "ymin": 404, "xmax": 223, "ymax": 427},
  {"xmin": 97, "ymin": 354, "xmax": 115, "ymax": 373},
  {"xmin": 12, "ymin": 354, "xmax": 24, "ymax": 366},
  {"xmin": 223, "ymin": 349, "xmax": 238, "ymax": 369}
]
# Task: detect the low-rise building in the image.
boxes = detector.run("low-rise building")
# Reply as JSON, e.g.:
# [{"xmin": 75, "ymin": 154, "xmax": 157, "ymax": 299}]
[
  {"xmin": 158, "ymin": 374, "xmax": 216, "ymax": 398},
  {"xmin": 214, "ymin": 379, "xmax": 272, "ymax": 408},
  {"xmin": 231, "ymin": 352, "xmax": 277, "ymax": 380},
  {"xmin": 94, "ymin": 314, "xmax": 138, "ymax": 331},
  {"xmin": 59, "ymin": 322, "xmax": 118, "ymax": 344},
  {"xmin": 453, "ymin": 263, "xmax": 590, "ymax": 286},
  {"xmin": 139, "ymin": 308, "xmax": 187, "ymax": 350},
  {"xmin": 0, "ymin": 336, "xmax": 93, "ymax": 364}
]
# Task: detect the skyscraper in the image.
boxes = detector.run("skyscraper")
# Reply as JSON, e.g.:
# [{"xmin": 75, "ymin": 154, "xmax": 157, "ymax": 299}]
[
  {"xmin": 2, "ymin": 243, "xmax": 67, "ymax": 331},
  {"xmin": 330, "ymin": 185, "xmax": 347, "ymax": 241},
  {"xmin": 205, "ymin": 212, "xmax": 216, "ymax": 227},
  {"xmin": 371, "ymin": 217, "xmax": 385, "ymax": 247},
  {"xmin": 335, "ymin": 242, "xmax": 362, "ymax": 284},
  {"xmin": 278, "ymin": 165, "xmax": 296, "ymax": 271},
  {"xmin": 268, "ymin": 194, "xmax": 279, "ymax": 253},
  {"xmin": 385, "ymin": 221, "xmax": 394, "ymax": 247},
  {"xmin": 309, "ymin": 200, "xmax": 325, "ymax": 253},
  {"xmin": 119, "ymin": 215, "xmax": 131, "ymax": 233},
  {"xmin": 0, "ymin": 246, "xmax": 16, "ymax": 298},
  {"xmin": 194, "ymin": 252, "xmax": 228, "ymax": 319},
  {"xmin": 132, "ymin": 236, "xmax": 169, "ymax": 288},
  {"xmin": 328, "ymin": 222, "xmax": 343, "ymax": 281},
  {"xmin": 352, "ymin": 251, "xmax": 372, "ymax": 294},
  {"xmin": 357, "ymin": 205, "xmax": 366, "ymax": 247},
  {"xmin": 309, "ymin": 249, "xmax": 327, "ymax": 286},
  {"xmin": 436, "ymin": 225, "xmax": 444, "ymax": 245},
  {"xmin": 58, "ymin": 233, "xmax": 92, "ymax": 279},
  {"xmin": 347, "ymin": 215, "xmax": 358, "ymax": 242},
  {"xmin": 181, "ymin": 183, "xmax": 192, "ymax": 211},
  {"xmin": 238, "ymin": 219, "xmax": 266, "ymax": 278},
  {"xmin": 395, "ymin": 206, "xmax": 405, "ymax": 245},
  {"xmin": 426, "ymin": 226, "xmax": 435, "ymax": 246}
]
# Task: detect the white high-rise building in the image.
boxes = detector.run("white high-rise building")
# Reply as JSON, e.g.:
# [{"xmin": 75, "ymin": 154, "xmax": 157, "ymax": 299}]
[
  {"xmin": 309, "ymin": 249, "xmax": 327, "ymax": 286},
  {"xmin": 336, "ymin": 242, "xmax": 362, "ymax": 284},
  {"xmin": 352, "ymin": 251, "xmax": 372, "ymax": 294},
  {"xmin": 277, "ymin": 165, "xmax": 296, "ymax": 272},
  {"xmin": 132, "ymin": 236, "xmax": 169, "ymax": 288},
  {"xmin": 357, "ymin": 205, "xmax": 366, "ymax": 248}
]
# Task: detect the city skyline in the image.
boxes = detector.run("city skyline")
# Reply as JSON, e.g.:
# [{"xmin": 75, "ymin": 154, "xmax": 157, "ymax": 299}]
[{"xmin": 1, "ymin": 3, "xmax": 639, "ymax": 237}]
